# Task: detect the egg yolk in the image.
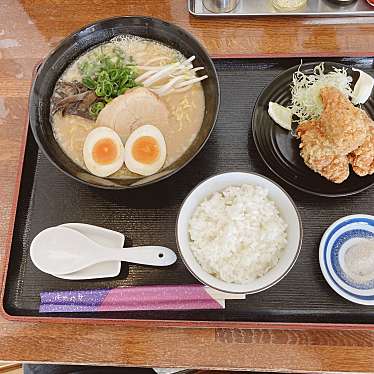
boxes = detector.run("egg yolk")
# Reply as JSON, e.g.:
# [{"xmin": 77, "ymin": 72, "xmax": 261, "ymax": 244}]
[
  {"xmin": 92, "ymin": 138, "xmax": 118, "ymax": 165},
  {"xmin": 132, "ymin": 136, "xmax": 159, "ymax": 164}
]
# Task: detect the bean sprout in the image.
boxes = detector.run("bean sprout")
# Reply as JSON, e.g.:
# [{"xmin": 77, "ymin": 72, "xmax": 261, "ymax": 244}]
[{"xmin": 134, "ymin": 55, "xmax": 208, "ymax": 96}]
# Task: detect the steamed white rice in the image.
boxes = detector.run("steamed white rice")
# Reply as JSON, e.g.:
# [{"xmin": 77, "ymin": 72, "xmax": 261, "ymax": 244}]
[{"xmin": 188, "ymin": 184, "xmax": 287, "ymax": 284}]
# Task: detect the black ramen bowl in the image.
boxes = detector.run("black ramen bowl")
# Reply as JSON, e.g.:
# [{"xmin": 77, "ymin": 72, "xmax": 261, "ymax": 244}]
[{"xmin": 29, "ymin": 16, "xmax": 220, "ymax": 189}]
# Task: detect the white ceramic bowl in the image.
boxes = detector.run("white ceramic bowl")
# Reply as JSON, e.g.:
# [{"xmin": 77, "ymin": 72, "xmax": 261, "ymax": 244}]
[{"xmin": 176, "ymin": 172, "xmax": 303, "ymax": 294}]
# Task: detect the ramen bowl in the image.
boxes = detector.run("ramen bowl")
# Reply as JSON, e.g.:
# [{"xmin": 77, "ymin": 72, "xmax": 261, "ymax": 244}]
[{"xmin": 29, "ymin": 17, "xmax": 219, "ymax": 189}]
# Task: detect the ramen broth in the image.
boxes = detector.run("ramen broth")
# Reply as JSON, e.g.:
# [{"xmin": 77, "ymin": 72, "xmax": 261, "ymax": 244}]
[{"xmin": 51, "ymin": 36, "xmax": 205, "ymax": 178}]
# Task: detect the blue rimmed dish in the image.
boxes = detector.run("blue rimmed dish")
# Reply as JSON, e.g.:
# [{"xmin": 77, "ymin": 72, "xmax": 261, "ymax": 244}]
[{"xmin": 319, "ymin": 214, "xmax": 374, "ymax": 305}]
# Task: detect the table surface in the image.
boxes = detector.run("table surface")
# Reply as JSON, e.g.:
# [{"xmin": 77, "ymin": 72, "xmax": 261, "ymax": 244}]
[{"xmin": 1, "ymin": 0, "xmax": 374, "ymax": 372}]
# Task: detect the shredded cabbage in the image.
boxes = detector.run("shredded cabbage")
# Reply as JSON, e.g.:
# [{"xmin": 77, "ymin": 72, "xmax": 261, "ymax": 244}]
[{"xmin": 289, "ymin": 62, "xmax": 353, "ymax": 122}]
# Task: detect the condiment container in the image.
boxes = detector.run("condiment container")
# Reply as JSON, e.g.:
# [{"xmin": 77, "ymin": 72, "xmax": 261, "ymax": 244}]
[
  {"xmin": 202, "ymin": 0, "xmax": 239, "ymax": 13},
  {"xmin": 272, "ymin": 0, "xmax": 307, "ymax": 10}
]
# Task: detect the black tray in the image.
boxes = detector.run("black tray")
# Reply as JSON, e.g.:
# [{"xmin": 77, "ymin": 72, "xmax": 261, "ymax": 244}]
[{"xmin": 4, "ymin": 58, "xmax": 374, "ymax": 324}]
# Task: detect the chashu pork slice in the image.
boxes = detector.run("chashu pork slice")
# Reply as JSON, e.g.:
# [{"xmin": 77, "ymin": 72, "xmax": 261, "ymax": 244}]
[{"xmin": 96, "ymin": 87, "xmax": 170, "ymax": 143}]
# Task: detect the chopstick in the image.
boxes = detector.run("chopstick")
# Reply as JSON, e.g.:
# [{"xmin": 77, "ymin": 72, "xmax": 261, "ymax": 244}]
[{"xmin": 39, "ymin": 284, "xmax": 246, "ymax": 313}]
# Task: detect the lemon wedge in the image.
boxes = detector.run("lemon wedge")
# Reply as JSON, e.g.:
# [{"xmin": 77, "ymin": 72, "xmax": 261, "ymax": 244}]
[
  {"xmin": 352, "ymin": 68, "xmax": 374, "ymax": 105},
  {"xmin": 268, "ymin": 102, "xmax": 292, "ymax": 131}
]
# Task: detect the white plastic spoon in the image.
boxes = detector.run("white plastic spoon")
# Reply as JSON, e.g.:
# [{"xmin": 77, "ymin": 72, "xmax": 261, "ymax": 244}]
[
  {"xmin": 30, "ymin": 227, "xmax": 177, "ymax": 275},
  {"xmin": 57, "ymin": 223, "xmax": 125, "ymax": 279}
]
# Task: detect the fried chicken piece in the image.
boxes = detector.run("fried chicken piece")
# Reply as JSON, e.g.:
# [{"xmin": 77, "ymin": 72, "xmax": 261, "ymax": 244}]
[
  {"xmin": 319, "ymin": 87, "xmax": 368, "ymax": 154},
  {"xmin": 348, "ymin": 111, "xmax": 374, "ymax": 176},
  {"xmin": 296, "ymin": 119, "xmax": 350, "ymax": 183},
  {"xmin": 295, "ymin": 87, "xmax": 372, "ymax": 183}
]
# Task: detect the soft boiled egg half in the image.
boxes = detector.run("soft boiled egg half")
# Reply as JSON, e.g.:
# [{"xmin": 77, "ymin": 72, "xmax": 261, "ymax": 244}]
[
  {"xmin": 124, "ymin": 125, "xmax": 167, "ymax": 176},
  {"xmin": 83, "ymin": 127, "xmax": 125, "ymax": 177}
]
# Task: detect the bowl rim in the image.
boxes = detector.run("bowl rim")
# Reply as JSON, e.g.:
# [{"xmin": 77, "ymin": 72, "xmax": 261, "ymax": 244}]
[
  {"xmin": 175, "ymin": 171, "xmax": 303, "ymax": 294},
  {"xmin": 29, "ymin": 16, "xmax": 220, "ymax": 189}
]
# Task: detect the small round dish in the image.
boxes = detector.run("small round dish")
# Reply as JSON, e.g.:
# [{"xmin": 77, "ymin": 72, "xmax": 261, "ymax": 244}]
[
  {"xmin": 176, "ymin": 172, "xmax": 303, "ymax": 294},
  {"xmin": 251, "ymin": 61, "xmax": 374, "ymax": 197},
  {"xmin": 319, "ymin": 214, "xmax": 374, "ymax": 305}
]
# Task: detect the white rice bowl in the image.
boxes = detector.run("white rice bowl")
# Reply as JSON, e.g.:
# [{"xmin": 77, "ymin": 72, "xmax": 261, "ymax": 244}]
[
  {"xmin": 188, "ymin": 184, "xmax": 287, "ymax": 284},
  {"xmin": 177, "ymin": 172, "xmax": 302, "ymax": 294}
]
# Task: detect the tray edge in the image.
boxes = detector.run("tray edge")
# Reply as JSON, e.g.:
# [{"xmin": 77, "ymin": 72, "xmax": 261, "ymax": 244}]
[
  {"xmin": 3, "ymin": 311, "xmax": 374, "ymax": 330},
  {"xmin": 0, "ymin": 93, "xmax": 34, "ymax": 323},
  {"xmin": 2, "ymin": 58, "xmax": 374, "ymax": 330}
]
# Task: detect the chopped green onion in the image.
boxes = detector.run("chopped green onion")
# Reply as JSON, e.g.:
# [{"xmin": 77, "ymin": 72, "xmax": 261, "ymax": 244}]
[
  {"xmin": 95, "ymin": 84, "xmax": 105, "ymax": 97},
  {"xmin": 102, "ymin": 81, "xmax": 113, "ymax": 97},
  {"xmin": 118, "ymin": 86, "xmax": 127, "ymax": 95},
  {"xmin": 98, "ymin": 70, "xmax": 109, "ymax": 82},
  {"xmin": 89, "ymin": 101, "xmax": 105, "ymax": 117},
  {"xmin": 79, "ymin": 49, "xmax": 140, "ymax": 117},
  {"xmin": 109, "ymin": 69, "xmax": 120, "ymax": 81},
  {"xmin": 82, "ymin": 77, "xmax": 97, "ymax": 90}
]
